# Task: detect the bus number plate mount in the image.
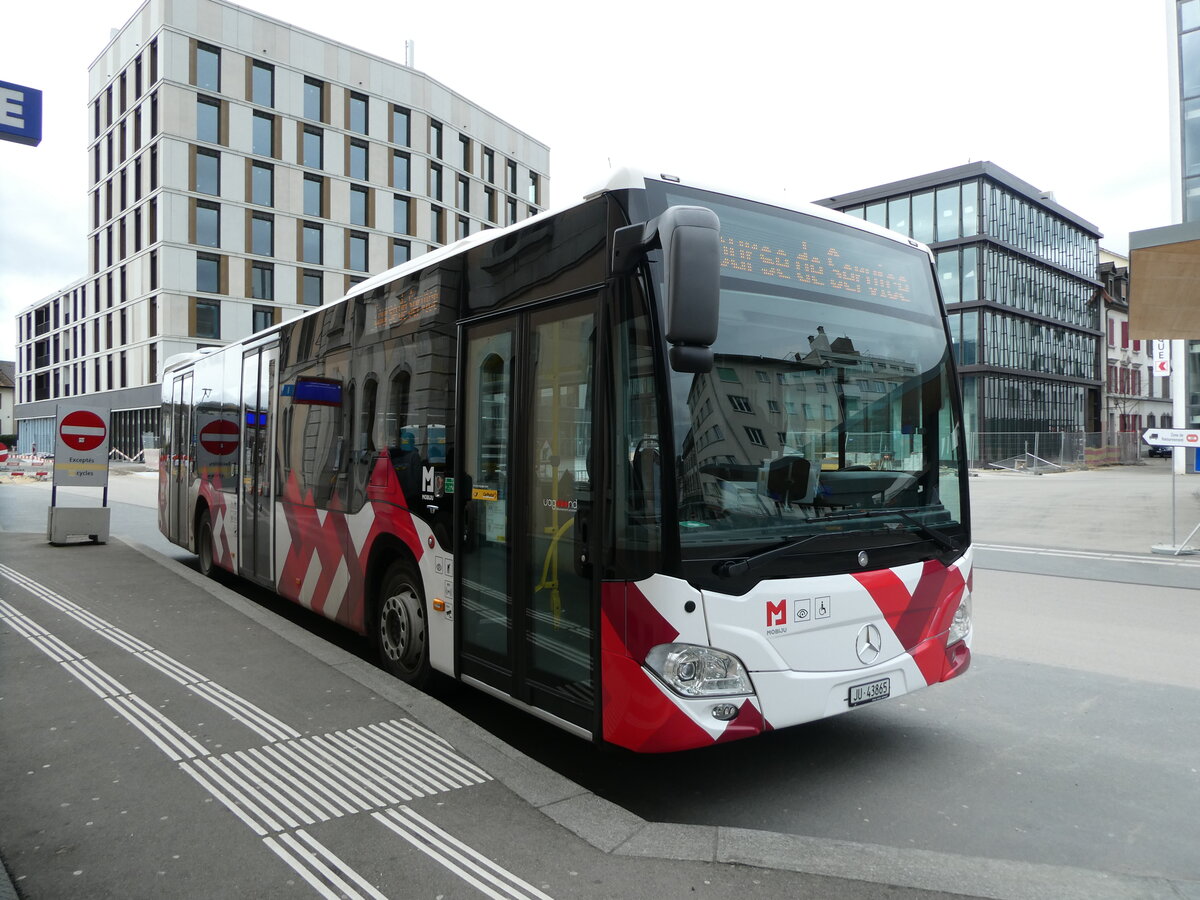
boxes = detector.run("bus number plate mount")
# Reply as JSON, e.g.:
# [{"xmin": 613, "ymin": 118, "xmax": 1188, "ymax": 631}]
[{"xmin": 848, "ymin": 677, "xmax": 890, "ymax": 708}]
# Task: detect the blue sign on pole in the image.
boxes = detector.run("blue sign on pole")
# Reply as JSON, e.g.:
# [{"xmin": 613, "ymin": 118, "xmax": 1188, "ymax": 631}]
[{"xmin": 0, "ymin": 80, "xmax": 43, "ymax": 147}]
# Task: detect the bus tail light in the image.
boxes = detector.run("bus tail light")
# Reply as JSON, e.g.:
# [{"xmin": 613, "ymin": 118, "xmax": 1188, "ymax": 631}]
[{"xmin": 645, "ymin": 643, "xmax": 754, "ymax": 698}]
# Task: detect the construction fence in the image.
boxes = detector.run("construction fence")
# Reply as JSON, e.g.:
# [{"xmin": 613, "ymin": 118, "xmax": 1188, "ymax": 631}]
[{"xmin": 969, "ymin": 431, "xmax": 1157, "ymax": 472}]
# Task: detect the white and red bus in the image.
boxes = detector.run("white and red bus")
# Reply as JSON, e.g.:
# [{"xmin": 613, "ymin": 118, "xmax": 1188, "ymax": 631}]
[{"xmin": 160, "ymin": 170, "xmax": 973, "ymax": 752}]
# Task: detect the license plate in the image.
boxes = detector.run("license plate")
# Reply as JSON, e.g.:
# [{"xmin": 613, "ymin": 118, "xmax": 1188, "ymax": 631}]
[{"xmin": 848, "ymin": 677, "xmax": 890, "ymax": 707}]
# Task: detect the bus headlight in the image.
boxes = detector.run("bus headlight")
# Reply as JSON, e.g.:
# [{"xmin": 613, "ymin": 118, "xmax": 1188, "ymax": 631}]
[
  {"xmin": 947, "ymin": 595, "xmax": 972, "ymax": 645},
  {"xmin": 645, "ymin": 644, "xmax": 754, "ymax": 697}
]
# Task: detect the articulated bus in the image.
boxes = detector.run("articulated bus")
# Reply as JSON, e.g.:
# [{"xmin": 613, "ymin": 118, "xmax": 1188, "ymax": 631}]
[{"xmin": 160, "ymin": 170, "xmax": 973, "ymax": 753}]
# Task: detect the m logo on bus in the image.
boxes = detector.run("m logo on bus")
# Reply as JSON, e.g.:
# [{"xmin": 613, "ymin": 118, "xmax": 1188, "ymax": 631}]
[{"xmin": 766, "ymin": 599, "xmax": 786, "ymax": 627}]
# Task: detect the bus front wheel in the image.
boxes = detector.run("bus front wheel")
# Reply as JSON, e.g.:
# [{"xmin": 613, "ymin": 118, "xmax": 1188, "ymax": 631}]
[{"xmin": 375, "ymin": 560, "xmax": 430, "ymax": 687}]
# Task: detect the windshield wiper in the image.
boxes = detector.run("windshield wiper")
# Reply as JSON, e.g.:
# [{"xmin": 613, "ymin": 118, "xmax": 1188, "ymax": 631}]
[
  {"xmin": 715, "ymin": 508, "xmax": 961, "ymax": 578},
  {"xmin": 716, "ymin": 533, "xmax": 825, "ymax": 578}
]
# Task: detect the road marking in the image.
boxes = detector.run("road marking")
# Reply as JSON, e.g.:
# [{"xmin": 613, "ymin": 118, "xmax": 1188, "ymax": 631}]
[
  {"xmin": 374, "ymin": 806, "xmax": 554, "ymax": 900},
  {"xmin": 1, "ymin": 564, "xmax": 544, "ymax": 900},
  {"xmin": 265, "ymin": 830, "xmax": 389, "ymax": 900},
  {"xmin": 974, "ymin": 543, "xmax": 1200, "ymax": 568},
  {"xmin": 0, "ymin": 562, "xmax": 299, "ymax": 742}
]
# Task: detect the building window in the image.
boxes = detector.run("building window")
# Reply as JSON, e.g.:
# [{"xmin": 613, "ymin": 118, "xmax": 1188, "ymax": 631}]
[
  {"xmin": 252, "ymin": 305, "xmax": 273, "ymax": 333},
  {"xmin": 392, "ymin": 151, "xmax": 409, "ymax": 190},
  {"xmin": 392, "ymin": 106, "xmax": 410, "ymax": 145},
  {"xmin": 392, "ymin": 239, "xmax": 410, "ymax": 267},
  {"xmin": 251, "ymin": 61, "xmax": 274, "ymax": 107},
  {"xmin": 349, "ymin": 139, "xmax": 368, "ymax": 180},
  {"xmin": 456, "ymin": 216, "xmax": 469, "ymax": 240},
  {"xmin": 197, "ymin": 96, "xmax": 220, "ymax": 143},
  {"xmin": 348, "ymin": 91, "xmax": 368, "ymax": 134},
  {"xmin": 429, "ymin": 120, "xmax": 442, "ymax": 158},
  {"xmin": 304, "ymin": 77, "xmax": 323, "ymax": 121},
  {"xmin": 251, "ymin": 161, "xmax": 273, "ymax": 206},
  {"xmin": 195, "ymin": 200, "xmax": 219, "ymax": 247},
  {"xmin": 301, "ymin": 270, "xmax": 322, "ymax": 306},
  {"xmin": 251, "ymin": 213, "xmax": 273, "ymax": 256},
  {"xmin": 350, "ymin": 185, "xmax": 368, "ymax": 226},
  {"xmin": 506, "ymin": 197, "xmax": 517, "ymax": 225},
  {"xmin": 459, "ymin": 134, "xmax": 472, "ymax": 172},
  {"xmin": 527, "ymin": 172, "xmax": 540, "ymax": 206},
  {"xmin": 196, "ymin": 148, "xmax": 219, "ymax": 194},
  {"xmin": 507, "ymin": 159, "xmax": 517, "ymax": 194},
  {"xmin": 394, "ymin": 195, "xmax": 410, "ymax": 233},
  {"xmin": 195, "ymin": 42, "xmax": 220, "ymax": 91},
  {"xmin": 196, "ymin": 253, "xmax": 220, "ymax": 293},
  {"xmin": 483, "ymin": 148, "xmax": 495, "ymax": 183},
  {"xmin": 195, "ymin": 299, "xmax": 220, "ymax": 338},
  {"xmin": 304, "ymin": 174, "xmax": 324, "ymax": 217},
  {"xmin": 485, "ymin": 187, "xmax": 497, "ymax": 223},
  {"xmin": 429, "ymin": 163, "xmax": 442, "ymax": 201},
  {"xmin": 251, "ymin": 262, "xmax": 274, "ymax": 300},
  {"xmin": 457, "ymin": 174, "xmax": 470, "ymax": 212},
  {"xmin": 349, "ymin": 231, "xmax": 368, "ymax": 271},
  {"xmin": 303, "ymin": 126, "xmax": 323, "ymax": 169},
  {"xmin": 252, "ymin": 112, "xmax": 274, "ymax": 157},
  {"xmin": 302, "ymin": 222, "xmax": 323, "ymax": 264},
  {"xmin": 728, "ymin": 395, "xmax": 753, "ymax": 413},
  {"xmin": 430, "ymin": 206, "xmax": 444, "ymax": 244}
]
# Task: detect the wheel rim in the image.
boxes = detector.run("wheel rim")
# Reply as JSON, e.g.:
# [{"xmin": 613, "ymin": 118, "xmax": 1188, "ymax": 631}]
[{"xmin": 380, "ymin": 582, "xmax": 424, "ymax": 673}]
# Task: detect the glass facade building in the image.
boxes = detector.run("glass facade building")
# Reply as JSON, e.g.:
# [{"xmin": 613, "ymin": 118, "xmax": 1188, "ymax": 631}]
[
  {"xmin": 818, "ymin": 162, "xmax": 1103, "ymax": 459},
  {"xmin": 1174, "ymin": 0, "xmax": 1200, "ymax": 432}
]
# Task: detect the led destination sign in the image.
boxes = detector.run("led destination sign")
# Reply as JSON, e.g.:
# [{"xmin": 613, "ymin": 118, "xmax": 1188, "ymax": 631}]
[
  {"xmin": 720, "ymin": 236, "xmax": 914, "ymax": 303},
  {"xmin": 662, "ymin": 187, "xmax": 933, "ymax": 310}
]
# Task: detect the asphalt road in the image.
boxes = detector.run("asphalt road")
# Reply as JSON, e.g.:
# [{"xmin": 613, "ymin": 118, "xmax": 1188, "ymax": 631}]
[{"xmin": 3, "ymin": 461, "xmax": 1199, "ymax": 895}]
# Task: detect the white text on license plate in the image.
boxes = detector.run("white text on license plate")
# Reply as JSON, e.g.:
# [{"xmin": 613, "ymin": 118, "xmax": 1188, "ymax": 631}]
[{"xmin": 848, "ymin": 677, "xmax": 890, "ymax": 707}]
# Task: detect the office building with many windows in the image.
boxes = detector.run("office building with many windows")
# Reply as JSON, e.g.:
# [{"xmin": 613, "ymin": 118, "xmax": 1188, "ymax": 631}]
[
  {"xmin": 14, "ymin": 0, "xmax": 548, "ymax": 455},
  {"xmin": 817, "ymin": 161, "xmax": 1103, "ymax": 465}
]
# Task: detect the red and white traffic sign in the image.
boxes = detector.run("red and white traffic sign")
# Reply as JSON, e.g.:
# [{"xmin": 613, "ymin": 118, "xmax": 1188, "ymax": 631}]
[
  {"xmin": 53, "ymin": 407, "xmax": 111, "ymax": 488},
  {"xmin": 1154, "ymin": 359, "xmax": 1171, "ymax": 376},
  {"xmin": 1143, "ymin": 428, "xmax": 1200, "ymax": 448},
  {"xmin": 60, "ymin": 409, "xmax": 107, "ymax": 451},
  {"xmin": 0, "ymin": 443, "xmax": 8, "ymax": 463},
  {"xmin": 199, "ymin": 418, "xmax": 239, "ymax": 456}
]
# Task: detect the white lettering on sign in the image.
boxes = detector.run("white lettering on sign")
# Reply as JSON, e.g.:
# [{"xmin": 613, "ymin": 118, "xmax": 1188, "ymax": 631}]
[{"xmin": 0, "ymin": 87, "xmax": 24, "ymax": 130}]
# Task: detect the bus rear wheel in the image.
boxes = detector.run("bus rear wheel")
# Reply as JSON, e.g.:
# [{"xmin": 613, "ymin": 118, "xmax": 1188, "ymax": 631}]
[
  {"xmin": 375, "ymin": 560, "xmax": 430, "ymax": 687},
  {"xmin": 197, "ymin": 510, "xmax": 217, "ymax": 579}
]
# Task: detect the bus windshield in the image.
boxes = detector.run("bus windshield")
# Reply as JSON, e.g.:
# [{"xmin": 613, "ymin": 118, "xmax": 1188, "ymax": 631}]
[{"xmin": 649, "ymin": 184, "xmax": 968, "ymax": 563}]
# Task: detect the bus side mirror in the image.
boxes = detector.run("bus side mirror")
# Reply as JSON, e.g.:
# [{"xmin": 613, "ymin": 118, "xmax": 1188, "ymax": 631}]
[{"xmin": 613, "ymin": 205, "xmax": 720, "ymax": 373}]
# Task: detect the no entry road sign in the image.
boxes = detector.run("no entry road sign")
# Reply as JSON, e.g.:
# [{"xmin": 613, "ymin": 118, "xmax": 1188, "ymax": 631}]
[
  {"xmin": 199, "ymin": 418, "xmax": 239, "ymax": 456},
  {"xmin": 60, "ymin": 410, "xmax": 107, "ymax": 451},
  {"xmin": 53, "ymin": 407, "xmax": 111, "ymax": 488}
]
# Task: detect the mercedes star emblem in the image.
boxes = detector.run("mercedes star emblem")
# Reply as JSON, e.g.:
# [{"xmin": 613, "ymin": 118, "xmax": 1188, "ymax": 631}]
[{"xmin": 856, "ymin": 623, "xmax": 882, "ymax": 665}]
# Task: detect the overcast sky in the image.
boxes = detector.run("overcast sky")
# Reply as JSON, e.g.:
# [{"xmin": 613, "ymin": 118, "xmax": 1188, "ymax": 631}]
[{"xmin": 0, "ymin": 0, "xmax": 1175, "ymax": 365}]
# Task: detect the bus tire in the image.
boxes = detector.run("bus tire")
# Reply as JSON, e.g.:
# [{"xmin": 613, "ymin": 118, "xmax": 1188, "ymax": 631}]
[
  {"xmin": 196, "ymin": 510, "xmax": 217, "ymax": 579},
  {"xmin": 375, "ymin": 560, "xmax": 430, "ymax": 687}
]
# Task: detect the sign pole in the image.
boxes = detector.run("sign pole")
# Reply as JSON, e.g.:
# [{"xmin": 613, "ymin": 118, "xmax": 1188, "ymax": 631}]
[{"xmin": 1144, "ymin": 428, "xmax": 1200, "ymax": 555}]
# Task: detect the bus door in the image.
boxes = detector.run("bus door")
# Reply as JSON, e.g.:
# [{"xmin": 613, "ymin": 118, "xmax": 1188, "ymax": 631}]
[
  {"xmin": 166, "ymin": 371, "xmax": 194, "ymax": 546},
  {"xmin": 458, "ymin": 295, "xmax": 599, "ymax": 734},
  {"xmin": 239, "ymin": 343, "xmax": 278, "ymax": 585}
]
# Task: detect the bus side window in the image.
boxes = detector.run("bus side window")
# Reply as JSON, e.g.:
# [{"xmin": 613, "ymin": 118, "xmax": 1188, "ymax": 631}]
[{"xmin": 614, "ymin": 302, "xmax": 662, "ymax": 571}]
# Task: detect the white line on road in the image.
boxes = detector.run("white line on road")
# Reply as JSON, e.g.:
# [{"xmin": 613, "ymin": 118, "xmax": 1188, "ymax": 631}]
[{"xmin": 974, "ymin": 543, "xmax": 1200, "ymax": 568}]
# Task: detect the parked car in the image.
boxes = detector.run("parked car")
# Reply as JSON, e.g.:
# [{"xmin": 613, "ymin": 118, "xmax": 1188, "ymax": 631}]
[{"xmin": 1147, "ymin": 444, "xmax": 1171, "ymax": 458}]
